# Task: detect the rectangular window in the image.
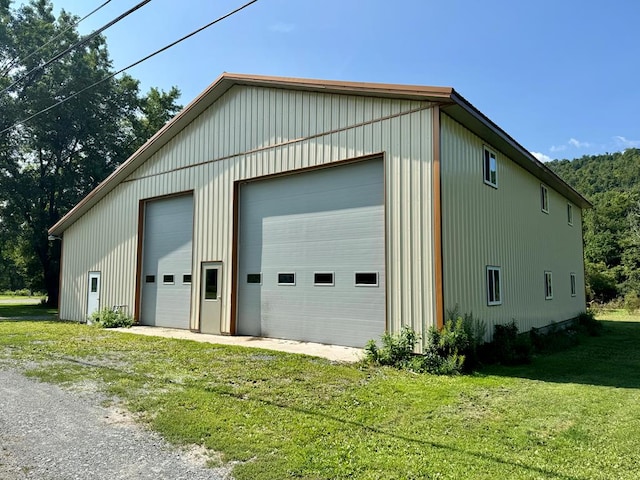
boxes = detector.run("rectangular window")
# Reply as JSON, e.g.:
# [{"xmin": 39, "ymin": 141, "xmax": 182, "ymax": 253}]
[
  {"xmin": 570, "ymin": 273, "xmax": 577, "ymax": 297},
  {"xmin": 278, "ymin": 273, "xmax": 296, "ymax": 285},
  {"xmin": 163, "ymin": 274, "xmax": 174, "ymax": 284},
  {"xmin": 567, "ymin": 203, "xmax": 573, "ymax": 225},
  {"xmin": 314, "ymin": 272, "xmax": 334, "ymax": 286},
  {"xmin": 90, "ymin": 277, "xmax": 98, "ymax": 293},
  {"xmin": 204, "ymin": 269, "xmax": 218, "ymax": 300},
  {"xmin": 541, "ymin": 184, "xmax": 549, "ymax": 213},
  {"xmin": 545, "ymin": 271, "xmax": 553, "ymax": 299},
  {"xmin": 247, "ymin": 273, "xmax": 262, "ymax": 284},
  {"xmin": 182, "ymin": 274, "xmax": 192, "ymax": 284},
  {"xmin": 486, "ymin": 266, "xmax": 502, "ymax": 306},
  {"xmin": 483, "ymin": 147, "xmax": 498, "ymax": 187},
  {"xmin": 145, "ymin": 275, "xmax": 155, "ymax": 283},
  {"xmin": 355, "ymin": 272, "xmax": 379, "ymax": 286}
]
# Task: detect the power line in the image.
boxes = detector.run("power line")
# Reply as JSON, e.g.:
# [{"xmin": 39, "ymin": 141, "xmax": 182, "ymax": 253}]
[
  {"xmin": 0, "ymin": 0, "xmax": 114, "ymax": 78},
  {"xmin": 1, "ymin": 0, "xmax": 153, "ymax": 96},
  {"xmin": 0, "ymin": 0, "xmax": 260, "ymax": 136}
]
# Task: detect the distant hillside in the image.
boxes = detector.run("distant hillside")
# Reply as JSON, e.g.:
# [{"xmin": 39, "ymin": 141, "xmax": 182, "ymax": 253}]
[{"xmin": 548, "ymin": 148, "xmax": 640, "ymax": 301}]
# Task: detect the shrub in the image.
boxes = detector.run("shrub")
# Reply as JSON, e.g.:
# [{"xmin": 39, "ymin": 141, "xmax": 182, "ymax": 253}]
[
  {"xmin": 364, "ymin": 326, "xmax": 417, "ymax": 368},
  {"xmin": 577, "ymin": 310, "xmax": 603, "ymax": 336},
  {"xmin": 489, "ymin": 321, "xmax": 532, "ymax": 365},
  {"xmin": 364, "ymin": 320, "xmax": 472, "ymax": 375},
  {"xmin": 624, "ymin": 291, "xmax": 640, "ymax": 314},
  {"xmin": 89, "ymin": 307, "xmax": 134, "ymax": 328},
  {"xmin": 532, "ymin": 321, "xmax": 579, "ymax": 353},
  {"xmin": 421, "ymin": 320, "xmax": 467, "ymax": 375}
]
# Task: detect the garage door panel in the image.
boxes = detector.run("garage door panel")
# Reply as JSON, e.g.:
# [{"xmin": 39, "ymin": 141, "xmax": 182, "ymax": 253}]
[
  {"xmin": 141, "ymin": 195, "xmax": 193, "ymax": 329},
  {"xmin": 238, "ymin": 160, "xmax": 385, "ymax": 347}
]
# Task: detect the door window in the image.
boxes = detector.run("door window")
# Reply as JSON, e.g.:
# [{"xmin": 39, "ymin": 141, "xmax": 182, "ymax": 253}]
[{"xmin": 205, "ymin": 268, "xmax": 218, "ymax": 300}]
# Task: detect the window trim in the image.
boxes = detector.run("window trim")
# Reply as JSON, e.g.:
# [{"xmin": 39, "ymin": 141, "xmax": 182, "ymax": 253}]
[
  {"xmin": 483, "ymin": 146, "xmax": 498, "ymax": 188},
  {"xmin": 162, "ymin": 274, "xmax": 175, "ymax": 285},
  {"xmin": 277, "ymin": 272, "xmax": 296, "ymax": 286},
  {"xmin": 567, "ymin": 203, "xmax": 573, "ymax": 225},
  {"xmin": 182, "ymin": 274, "xmax": 192, "ymax": 284},
  {"xmin": 313, "ymin": 272, "xmax": 335, "ymax": 286},
  {"xmin": 355, "ymin": 272, "xmax": 379, "ymax": 287},
  {"xmin": 544, "ymin": 271, "xmax": 553, "ymax": 300},
  {"xmin": 570, "ymin": 272, "xmax": 577, "ymax": 297},
  {"xmin": 541, "ymin": 184, "xmax": 549, "ymax": 213},
  {"xmin": 486, "ymin": 266, "xmax": 502, "ymax": 306}
]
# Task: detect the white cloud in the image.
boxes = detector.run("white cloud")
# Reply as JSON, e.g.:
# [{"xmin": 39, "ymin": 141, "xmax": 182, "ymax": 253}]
[
  {"xmin": 531, "ymin": 151, "xmax": 553, "ymax": 163},
  {"xmin": 568, "ymin": 138, "xmax": 591, "ymax": 148},
  {"xmin": 269, "ymin": 23, "xmax": 295, "ymax": 33},
  {"xmin": 614, "ymin": 136, "xmax": 640, "ymax": 149},
  {"xmin": 550, "ymin": 144, "xmax": 567, "ymax": 153},
  {"xmin": 549, "ymin": 138, "xmax": 592, "ymax": 153}
]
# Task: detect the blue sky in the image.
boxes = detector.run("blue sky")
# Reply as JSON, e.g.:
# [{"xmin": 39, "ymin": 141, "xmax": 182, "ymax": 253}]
[{"xmin": 14, "ymin": 0, "xmax": 640, "ymax": 161}]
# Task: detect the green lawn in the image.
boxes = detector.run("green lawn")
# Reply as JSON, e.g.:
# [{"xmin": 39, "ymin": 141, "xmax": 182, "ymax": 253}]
[
  {"xmin": 0, "ymin": 299, "xmax": 56, "ymax": 318},
  {"xmin": 0, "ymin": 313, "xmax": 638, "ymax": 479}
]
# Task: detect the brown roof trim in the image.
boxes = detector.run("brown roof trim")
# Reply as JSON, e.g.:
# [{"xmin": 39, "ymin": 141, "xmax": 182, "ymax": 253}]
[
  {"xmin": 49, "ymin": 73, "xmax": 590, "ymax": 235},
  {"xmin": 444, "ymin": 90, "xmax": 592, "ymax": 209}
]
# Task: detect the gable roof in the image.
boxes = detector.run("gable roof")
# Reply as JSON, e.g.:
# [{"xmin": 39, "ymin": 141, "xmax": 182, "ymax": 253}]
[{"xmin": 49, "ymin": 72, "xmax": 591, "ymax": 236}]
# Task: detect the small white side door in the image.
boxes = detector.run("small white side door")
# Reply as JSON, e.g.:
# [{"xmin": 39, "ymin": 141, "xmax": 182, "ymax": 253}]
[
  {"xmin": 87, "ymin": 271, "xmax": 101, "ymax": 318},
  {"xmin": 200, "ymin": 262, "xmax": 222, "ymax": 334}
]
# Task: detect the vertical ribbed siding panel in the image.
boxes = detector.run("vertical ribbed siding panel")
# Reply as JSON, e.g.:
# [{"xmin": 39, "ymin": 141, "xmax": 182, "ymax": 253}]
[
  {"xmin": 440, "ymin": 114, "xmax": 586, "ymax": 337},
  {"xmin": 59, "ymin": 86, "xmax": 436, "ymax": 343}
]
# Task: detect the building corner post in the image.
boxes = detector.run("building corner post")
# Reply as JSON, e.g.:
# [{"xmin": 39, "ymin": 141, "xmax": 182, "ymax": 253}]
[{"xmin": 432, "ymin": 106, "xmax": 444, "ymax": 330}]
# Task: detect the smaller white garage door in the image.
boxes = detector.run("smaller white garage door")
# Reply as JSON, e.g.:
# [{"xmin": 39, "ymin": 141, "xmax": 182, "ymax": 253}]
[
  {"xmin": 140, "ymin": 195, "xmax": 193, "ymax": 329},
  {"xmin": 237, "ymin": 159, "xmax": 385, "ymax": 348}
]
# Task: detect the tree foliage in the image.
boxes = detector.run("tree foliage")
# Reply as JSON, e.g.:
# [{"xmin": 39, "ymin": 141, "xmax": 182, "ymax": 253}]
[
  {"xmin": 0, "ymin": 0, "xmax": 181, "ymax": 304},
  {"xmin": 548, "ymin": 148, "xmax": 640, "ymax": 301}
]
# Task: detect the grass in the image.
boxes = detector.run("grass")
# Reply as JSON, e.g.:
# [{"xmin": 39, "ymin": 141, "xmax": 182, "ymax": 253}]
[
  {"xmin": 0, "ymin": 299, "xmax": 57, "ymax": 318},
  {"xmin": 0, "ymin": 311, "xmax": 639, "ymax": 479}
]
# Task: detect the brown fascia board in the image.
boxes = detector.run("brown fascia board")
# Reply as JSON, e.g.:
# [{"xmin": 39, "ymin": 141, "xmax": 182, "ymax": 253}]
[
  {"xmin": 224, "ymin": 72, "xmax": 455, "ymax": 101},
  {"xmin": 443, "ymin": 90, "xmax": 592, "ymax": 210},
  {"xmin": 48, "ymin": 73, "xmax": 590, "ymax": 235}
]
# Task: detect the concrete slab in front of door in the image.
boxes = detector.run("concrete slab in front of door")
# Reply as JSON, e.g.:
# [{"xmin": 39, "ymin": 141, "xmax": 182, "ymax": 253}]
[{"xmin": 112, "ymin": 326, "xmax": 363, "ymax": 363}]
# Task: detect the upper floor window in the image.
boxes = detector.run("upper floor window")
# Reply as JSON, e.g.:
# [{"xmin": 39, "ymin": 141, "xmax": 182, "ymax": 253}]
[
  {"xmin": 541, "ymin": 185, "xmax": 549, "ymax": 213},
  {"xmin": 483, "ymin": 147, "xmax": 498, "ymax": 188},
  {"xmin": 567, "ymin": 203, "xmax": 573, "ymax": 225},
  {"xmin": 544, "ymin": 271, "xmax": 553, "ymax": 299}
]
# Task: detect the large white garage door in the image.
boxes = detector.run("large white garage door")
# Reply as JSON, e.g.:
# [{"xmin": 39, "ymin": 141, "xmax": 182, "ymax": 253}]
[
  {"xmin": 141, "ymin": 194, "xmax": 193, "ymax": 329},
  {"xmin": 237, "ymin": 159, "xmax": 385, "ymax": 348}
]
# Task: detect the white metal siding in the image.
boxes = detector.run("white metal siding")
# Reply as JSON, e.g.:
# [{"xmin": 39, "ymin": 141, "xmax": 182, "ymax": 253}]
[
  {"xmin": 238, "ymin": 159, "xmax": 385, "ymax": 347},
  {"xmin": 59, "ymin": 85, "xmax": 436, "ymax": 343},
  {"xmin": 140, "ymin": 195, "xmax": 193, "ymax": 328},
  {"xmin": 440, "ymin": 114, "xmax": 586, "ymax": 337}
]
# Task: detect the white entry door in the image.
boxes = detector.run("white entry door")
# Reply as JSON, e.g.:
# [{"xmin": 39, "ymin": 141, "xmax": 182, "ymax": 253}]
[
  {"xmin": 200, "ymin": 262, "xmax": 222, "ymax": 334},
  {"xmin": 87, "ymin": 271, "xmax": 101, "ymax": 318}
]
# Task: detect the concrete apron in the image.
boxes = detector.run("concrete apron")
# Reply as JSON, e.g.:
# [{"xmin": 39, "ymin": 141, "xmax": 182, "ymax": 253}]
[{"xmin": 113, "ymin": 326, "xmax": 363, "ymax": 363}]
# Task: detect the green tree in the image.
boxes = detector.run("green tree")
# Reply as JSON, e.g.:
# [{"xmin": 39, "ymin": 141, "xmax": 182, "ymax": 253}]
[{"xmin": 0, "ymin": 0, "xmax": 181, "ymax": 306}]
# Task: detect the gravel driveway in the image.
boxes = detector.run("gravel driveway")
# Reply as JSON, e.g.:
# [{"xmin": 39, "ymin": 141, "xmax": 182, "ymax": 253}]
[{"xmin": 0, "ymin": 369, "xmax": 232, "ymax": 480}]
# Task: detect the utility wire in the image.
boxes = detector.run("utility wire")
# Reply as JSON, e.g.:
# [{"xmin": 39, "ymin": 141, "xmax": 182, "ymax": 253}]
[
  {"xmin": 0, "ymin": 0, "xmax": 259, "ymax": 135},
  {"xmin": 0, "ymin": 0, "xmax": 114, "ymax": 78},
  {"xmin": 1, "ymin": 0, "xmax": 152, "ymax": 95}
]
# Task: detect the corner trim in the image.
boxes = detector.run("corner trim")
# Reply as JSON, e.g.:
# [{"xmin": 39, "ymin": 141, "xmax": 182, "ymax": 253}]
[{"xmin": 432, "ymin": 106, "xmax": 444, "ymax": 330}]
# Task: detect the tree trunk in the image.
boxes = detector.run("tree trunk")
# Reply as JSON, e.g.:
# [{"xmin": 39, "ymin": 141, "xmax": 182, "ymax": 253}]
[
  {"xmin": 45, "ymin": 267, "xmax": 59, "ymax": 308},
  {"xmin": 44, "ymin": 240, "xmax": 60, "ymax": 308}
]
